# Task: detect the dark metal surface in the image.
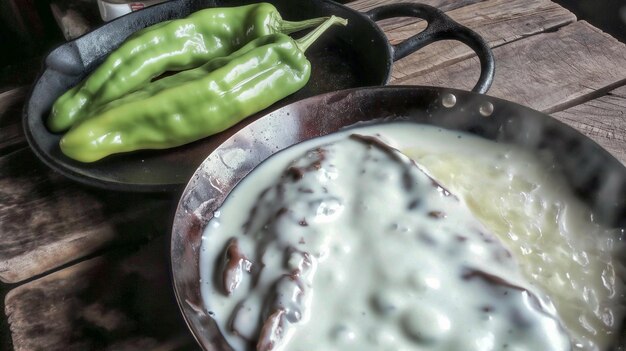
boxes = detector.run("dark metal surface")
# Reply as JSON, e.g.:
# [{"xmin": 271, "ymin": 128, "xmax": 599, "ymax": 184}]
[
  {"xmin": 171, "ymin": 86, "xmax": 626, "ymax": 350},
  {"xmin": 23, "ymin": 0, "xmax": 494, "ymax": 192}
]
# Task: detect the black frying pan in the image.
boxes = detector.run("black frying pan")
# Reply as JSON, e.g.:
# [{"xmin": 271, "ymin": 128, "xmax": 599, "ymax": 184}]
[
  {"xmin": 170, "ymin": 86, "xmax": 626, "ymax": 350},
  {"xmin": 23, "ymin": 0, "xmax": 494, "ymax": 192}
]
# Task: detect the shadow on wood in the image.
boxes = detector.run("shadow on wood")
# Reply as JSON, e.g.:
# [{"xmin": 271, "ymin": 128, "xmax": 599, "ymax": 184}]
[{"xmin": 5, "ymin": 235, "xmax": 199, "ymax": 351}]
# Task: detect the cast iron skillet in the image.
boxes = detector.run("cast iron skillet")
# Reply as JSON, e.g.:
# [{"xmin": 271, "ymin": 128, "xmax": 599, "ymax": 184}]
[
  {"xmin": 24, "ymin": 0, "xmax": 494, "ymax": 192},
  {"xmin": 171, "ymin": 86, "xmax": 626, "ymax": 350}
]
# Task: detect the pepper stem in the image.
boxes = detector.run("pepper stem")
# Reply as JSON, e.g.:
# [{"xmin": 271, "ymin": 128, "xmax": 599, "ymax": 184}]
[
  {"xmin": 295, "ymin": 15, "xmax": 348, "ymax": 53},
  {"xmin": 279, "ymin": 17, "xmax": 330, "ymax": 35}
]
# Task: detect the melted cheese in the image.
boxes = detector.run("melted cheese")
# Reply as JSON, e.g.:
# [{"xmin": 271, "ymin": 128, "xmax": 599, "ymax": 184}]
[{"xmin": 199, "ymin": 123, "xmax": 625, "ymax": 351}]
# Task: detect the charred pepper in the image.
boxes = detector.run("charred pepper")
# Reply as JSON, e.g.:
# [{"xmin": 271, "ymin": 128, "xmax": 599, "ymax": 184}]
[
  {"xmin": 60, "ymin": 16, "xmax": 348, "ymax": 163},
  {"xmin": 48, "ymin": 3, "xmax": 329, "ymax": 132}
]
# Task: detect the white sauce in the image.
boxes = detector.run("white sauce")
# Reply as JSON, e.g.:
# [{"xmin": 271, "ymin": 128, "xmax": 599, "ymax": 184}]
[{"xmin": 199, "ymin": 123, "xmax": 625, "ymax": 351}]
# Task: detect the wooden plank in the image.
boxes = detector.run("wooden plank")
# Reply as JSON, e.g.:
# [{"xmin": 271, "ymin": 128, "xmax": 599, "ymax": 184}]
[
  {"xmin": 397, "ymin": 21, "xmax": 626, "ymax": 114},
  {"xmin": 0, "ymin": 292, "xmax": 14, "ymax": 351},
  {"xmin": 0, "ymin": 87, "xmax": 26, "ymax": 121},
  {"xmin": 5, "ymin": 238, "xmax": 198, "ymax": 351},
  {"xmin": 387, "ymin": 0, "xmax": 576, "ymax": 82},
  {"xmin": 552, "ymin": 85, "xmax": 626, "ymax": 165},
  {"xmin": 347, "ymin": 0, "xmax": 486, "ymax": 43},
  {"xmin": 0, "ymin": 87, "xmax": 27, "ymax": 155},
  {"xmin": 50, "ymin": 0, "xmax": 101, "ymax": 40},
  {"xmin": 0, "ymin": 148, "xmax": 173, "ymax": 283},
  {"xmin": 0, "ymin": 123, "xmax": 22, "ymax": 152},
  {"xmin": 347, "ymin": 0, "xmax": 483, "ymax": 13}
]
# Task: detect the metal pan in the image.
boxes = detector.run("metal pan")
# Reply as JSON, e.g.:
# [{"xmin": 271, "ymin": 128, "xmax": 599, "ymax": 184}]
[
  {"xmin": 171, "ymin": 85, "xmax": 626, "ymax": 350},
  {"xmin": 23, "ymin": 0, "xmax": 494, "ymax": 192}
]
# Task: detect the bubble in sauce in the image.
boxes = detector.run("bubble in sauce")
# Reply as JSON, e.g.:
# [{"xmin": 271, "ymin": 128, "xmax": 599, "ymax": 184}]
[
  {"xmin": 401, "ymin": 305, "xmax": 451, "ymax": 342},
  {"xmin": 331, "ymin": 324, "xmax": 357, "ymax": 343}
]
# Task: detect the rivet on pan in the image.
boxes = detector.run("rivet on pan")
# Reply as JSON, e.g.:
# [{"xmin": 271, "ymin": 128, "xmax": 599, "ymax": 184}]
[
  {"xmin": 441, "ymin": 93, "xmax": 456, "ymax": 108},
  {"xmin": 479, "ymin": 102, "xmax": 494, "ymax": 117}
]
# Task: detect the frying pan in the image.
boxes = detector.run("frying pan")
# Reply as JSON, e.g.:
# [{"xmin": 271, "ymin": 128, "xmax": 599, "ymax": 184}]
[
  {"xmin": 171, "ymin": 86, "xmax": 626, "ymax": 350},
  {"xmin": 23, "ymin": 0, "xmax": 494, "ymax": 192}
]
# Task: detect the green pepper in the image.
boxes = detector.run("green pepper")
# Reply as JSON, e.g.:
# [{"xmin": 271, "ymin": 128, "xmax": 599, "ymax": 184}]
[
  {"xmin": 48, "ymin": 3, "xmax": 330, "ymax": 133},
  {"xmin": 59, "ymin": 16, "xmax": 347, "ymax": 163},
  {"xmin": 81, "ymin": 41, "xmax": 251, "ymax": 119}
]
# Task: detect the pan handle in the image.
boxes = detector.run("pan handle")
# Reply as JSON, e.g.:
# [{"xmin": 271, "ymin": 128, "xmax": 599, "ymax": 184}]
[{"xmin": 366, "ymin": 3, "xmax": 495, "ymax": 94}]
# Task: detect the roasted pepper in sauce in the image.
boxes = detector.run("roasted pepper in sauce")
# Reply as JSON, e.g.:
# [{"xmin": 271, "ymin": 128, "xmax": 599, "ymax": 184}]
[
  {"xmin": 48, "ymin": 3, "xmax": 329, "ymax": 132},
  {"xmin": 59, "ymin": 16, "xmax": 347, "ymax": 163}
]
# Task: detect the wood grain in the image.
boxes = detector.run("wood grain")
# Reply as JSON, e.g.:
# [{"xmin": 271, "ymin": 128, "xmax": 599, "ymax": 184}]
[
  {"xmin": 50, "ymin": 0, "xmax": 102, "ymax": 40},
  {"xmin": 347, "ymin": 0, "xmax": 483, "ymax": 13},
  {"xmin": 387, "ymin": 0, "xmax": 576, "ymax": 82},
  {"xmin": 0, "ymin": 87, "xmax": 27, "ymax": 155},
  {"xmin": 398, "ymin": 21, "xmax": 626, "ymax": 113},
  {"xmin": 348, "ymin": 0, "xmax": 485, "ymax": 45},
  {"xmin": 0, "ymin": 148, "xmax": 173, "ymax": 283},
  {"xmin": 552, "ymin": 85, "xmax": 626, "ymax": 165},
  {"xmin": 5, "ymin": 238, "xmax": 198, "ymax": 351}
]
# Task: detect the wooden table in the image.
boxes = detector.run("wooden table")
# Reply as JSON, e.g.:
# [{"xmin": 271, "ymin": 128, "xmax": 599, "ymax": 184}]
[{"xmin": 1, "ymin": 0, "xmax": 625, "ymax": 350}]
